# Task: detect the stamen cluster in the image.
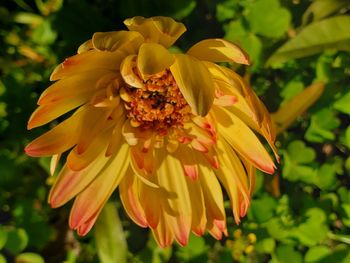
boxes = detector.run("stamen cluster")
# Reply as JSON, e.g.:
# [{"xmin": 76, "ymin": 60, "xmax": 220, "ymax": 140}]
[{"xmin": 121, "ymin": 70, "xmax": 191, "ymax": 135}]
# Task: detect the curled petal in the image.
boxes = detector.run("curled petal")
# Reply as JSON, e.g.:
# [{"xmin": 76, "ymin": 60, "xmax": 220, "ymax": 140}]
[
  {"xmin": 77, "ymin": 39, "xmax": 93, "ymax": 54},
  {"xmin": 137, "ymin": 43, "xmax": 174, "ymax": 78},
  {"xmin": 92, "ymin": 30, "xmax": 144, "ymax": 54},
  {"xmin": 170, "ymin": 54, "xmax": 215, "ymax": 116},
  {"xmin": 124, "ymin": 16, "xmax": 186, "ymax": 48},
  {"xmin": 187, "ymin": 38, "xmax": 250, "ymax": 65},
  {"xmin": 120, "ymin": 55, "xmax": 144, "ymax": 88}
]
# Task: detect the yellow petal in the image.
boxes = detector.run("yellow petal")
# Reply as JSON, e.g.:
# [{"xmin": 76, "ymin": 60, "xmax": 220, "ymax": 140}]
[
  {"xmin": 124, "ymin": 16, "xmax": 186, "ymax": 48},
  {"xmin": 187, "ymin": 38, "xmax": 250, "ymax": 65},
  {"xmin": 49, "ymin": 150, "xmax": 110, "ymax": 207},
  {"xmin": 119, "ymin": 174, "xmax": 148, "ymax": 227},
  {"xmin": 216, "ymin": 138, "xmax": 250, "ymax": 223},
  {"xmin": 186, "ymin": 176, "xmax": 207, "ymax": 236},
  {"xmin": 272, "ymin": 82, "xmax": 325, "ymax": 134},
  {"xmin": 69, "ymin": 143, "xmax": 129, "ymax": 230},
  {"xmin": 77, "ymin": 39, "xmax": 93, "ymax": 54},
  {"xmin": 67, "ymin": 128, "xmax": 111, "ymax": 171},
  {"xmin": 198, "ymin": 165, "xmax": 225, "ymax": 222},
  {"xmin": 75, "ymin": 107, "xmax": 115, "ymax": 154},
  {"xmin": 92, "ymin": 30, "xmax": 144, "ymax": 54},
  {"xmin": 50, "ymin": 50, "xmax": 124, "ymax": 81},
  {"xmin": 157, "ymin": 150, "xmax": 192, "ymax": 246},
  {"xmin": 170, "ymin": 54, "xmax": 215, "ymax": 116},
  {"xmin": 137, "ymin": 43, "xmax": 174, "ymax": 78},
  {"xmin": 206, "ymin": 62, "xmax": 278, "ymax": 159},
  {"xmin": 213, "ymin": 106, "xmax": 275, "ymax": 174},
  {"xmin": 120, "ymin": 55, "xmax": 144, "ymax": 88},
  {"xmin": 25, "ymin": 106, "xmax": 90, "ymax": 157},
  {"xmin": 152, "ymin": 212, "xmax": 174, "ymax": 248}
]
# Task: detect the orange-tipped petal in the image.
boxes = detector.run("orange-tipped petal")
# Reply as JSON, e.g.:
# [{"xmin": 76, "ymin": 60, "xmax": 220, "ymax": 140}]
[
  {"xmin": 50, "ymin": 50, "xmax": 124, "ymax": 81},
  {"xmin": 213, "ymin": 106, "xmax": 275, "ymax": 174},
  {"xmin": 119, "ymin": 174, "xmax": 148, "ymax": 228},
  {"xmin": 152, "ymin": 212, "xmax": 174, "ymax": 248},
  {"xmin": 187, "ymin": 38, "xmax": 250, "ymax": 65},
  {"xmin": 157, "ymin": 151, "xmax": 192, "ymax": 246},
  {"xmin": 49, "ymin": 151, "xmax": 110, "ymax": 208},
  {"xmin": 198, "ymin": 165, "xmax": 225, "ymax": 222},
  {"xmin": 25, "ymin": 107, "xmax": 90, "ymax": 157},
  {"xmin": 69, "ymin": 143, "xmax": 129, "ymax": 230}
]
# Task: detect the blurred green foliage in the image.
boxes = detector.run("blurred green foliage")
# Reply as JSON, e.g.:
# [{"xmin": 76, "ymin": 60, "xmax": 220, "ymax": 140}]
[{"xmin": 0, "ymin": 0, "xmax": 350, "ymax": 262}]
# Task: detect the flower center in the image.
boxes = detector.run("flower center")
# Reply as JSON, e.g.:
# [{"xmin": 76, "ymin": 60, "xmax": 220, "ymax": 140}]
[{"xmin": 120, "ymin": 69, "xmax": 191, "ymax": 135}]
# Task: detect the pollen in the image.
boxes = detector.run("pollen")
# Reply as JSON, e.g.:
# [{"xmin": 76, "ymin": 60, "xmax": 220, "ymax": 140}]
[{"xmin": 120, "ymin": 69, "xmax": 191, "ymax": 135}]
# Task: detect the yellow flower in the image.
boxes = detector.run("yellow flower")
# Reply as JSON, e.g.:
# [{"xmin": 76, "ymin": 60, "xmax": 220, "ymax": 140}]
[{"xmin": 25, "ymin": 16, "xmax": 277, "ymax": 247}]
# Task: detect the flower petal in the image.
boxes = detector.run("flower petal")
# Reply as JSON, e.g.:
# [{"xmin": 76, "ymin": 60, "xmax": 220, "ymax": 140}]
[
  {"xmin": 50, "ymin": 50, "xmax": 124, "ymax": 81},
  {"xmin": 216, "ymin": 138, "xmax": 250, "ymax": 223},
  {"xmin": 213, "ymin": 106, "xmax": 275, "ymax": 174},
  {"xmin": 157, "ymin": 150, "xmax": 192, "ymax": 246},
  {"xmin": 119, "ymin": 174, "xmax": 148, "ymax": 228},
  {"xmin": 49, "ymin": 152, "xmax": 110, "ymax": 208},
  {"xmin": 170, "ymin": 54, "xmax": 215, "ymax": 116},
  {"xmin": 124, "ymin": 16, "xmax": 186, "ymax": 48},
  {"xmin": 137, "ymin": 43, "xmax": 174, "ymax": 78},
  {"xmin": 198, "ymin": 165, "xmax": 225, "ymax": 222},
  {"xmin": 25, "ymin": 106, "xmax": 90, "ymax": 157},
  {"xmin": 92, "ymin": 30, "xmax": 144, "ymax": 53},
  {"xmin": 69, "ymin": 143, "xmax": 129, "ymax": 230},
  {"xmin": 120, "ymin": 55, "xmax": 144, "ymax": 88},
  {"xmin": 187, "ymin": 38, "xmax": 250, "ymax": 65},
  {"xmin": 152, "ymin": 212, "xmax": 174, "ymax": 248},
  {"xmin": 67, "ymin": 128, "xmax": 111, "ymax": 171}
]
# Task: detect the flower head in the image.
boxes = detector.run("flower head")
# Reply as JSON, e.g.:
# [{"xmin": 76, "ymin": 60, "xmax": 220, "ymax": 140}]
[{"xmin": 25, "ymin": 16, "xmax": 277, "ymax": 247}]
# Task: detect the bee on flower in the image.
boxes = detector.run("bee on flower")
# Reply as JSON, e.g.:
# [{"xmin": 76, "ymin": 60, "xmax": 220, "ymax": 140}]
[{"xmin": 25, "ymin": 16, "xmax": 277, "ymax": 247}]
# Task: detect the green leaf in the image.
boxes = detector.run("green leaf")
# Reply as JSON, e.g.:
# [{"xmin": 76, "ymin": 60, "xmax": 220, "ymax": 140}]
[
  {"xmin": 0, "ymin": 227, "xmax": 7, "ymax": 250},
  {"xmin": 216, "ymin": 0, "xmax": 237, "ymax": 22},
  {"xmin": 250, "ymin": 194, "xmax": 277, "ymax": 223},
  {"xmin": 305, "ymin": 108, "xmax": 340, "ymax": 143},
  {"xmin": 0, "ymin": 254, "xmax": 6, "ymax": 263},
  {"xmin": 304, "ymin": 246, "xmax": 331, "ymax": 263},
  {"xmin": 15, "ymin": 253, "xmax": 45, "ymax": 263},
  {"xmin": 280, "ymin": 79, "xmax": 304, "ymax": 104},
  {"xmin": 176, "ymin": 234, "xmax": 208, "ymax": 262},
  {"xmin": 334, "ymin": 90, "xmax": 350, "ymax": 115},
  {"xmin": 282, "ymin": 140, "xmax": 317, "ymax": 183},
  {"xmin": 224, "ymin": 20, "xmax": 262, "ymax": 68},
  {"xmin": 4, "ymin": 228, "xmax": 28, "ymax": 254},
  {"xmin": 267, "ymin": 16, "xmax": 350, "ymax": 65},
  {"xmin": 276, "ymin": 245, "xmax": 303, "ymax": 263},
  {"xmin": 342, "ymin": 126, "xmax": 350, "ymax": 149},
  {"xmin": 293, "ymin": 208, "xmax": 328, "ymax": 246},
  {"xmin": 255, "ymin": 238, "xmax": 276, "ymax": 254},
  {"xmin": 340, "ymin": 204, "xmax": 350, "ymax": 227},
  {"xmin": 94, "ymin": 203, "xmax": 128, "ymax": 263},
  {"xmin": 245, "ymin": 0, "xmax": 291, "ymax": 38},
  {"xmin": 302, "ymin": 0, "xmax": 348, "ymax": 25},
  {"xmin": 316, "ymin": 163, "xmax": 337, "ymax": 191}
]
